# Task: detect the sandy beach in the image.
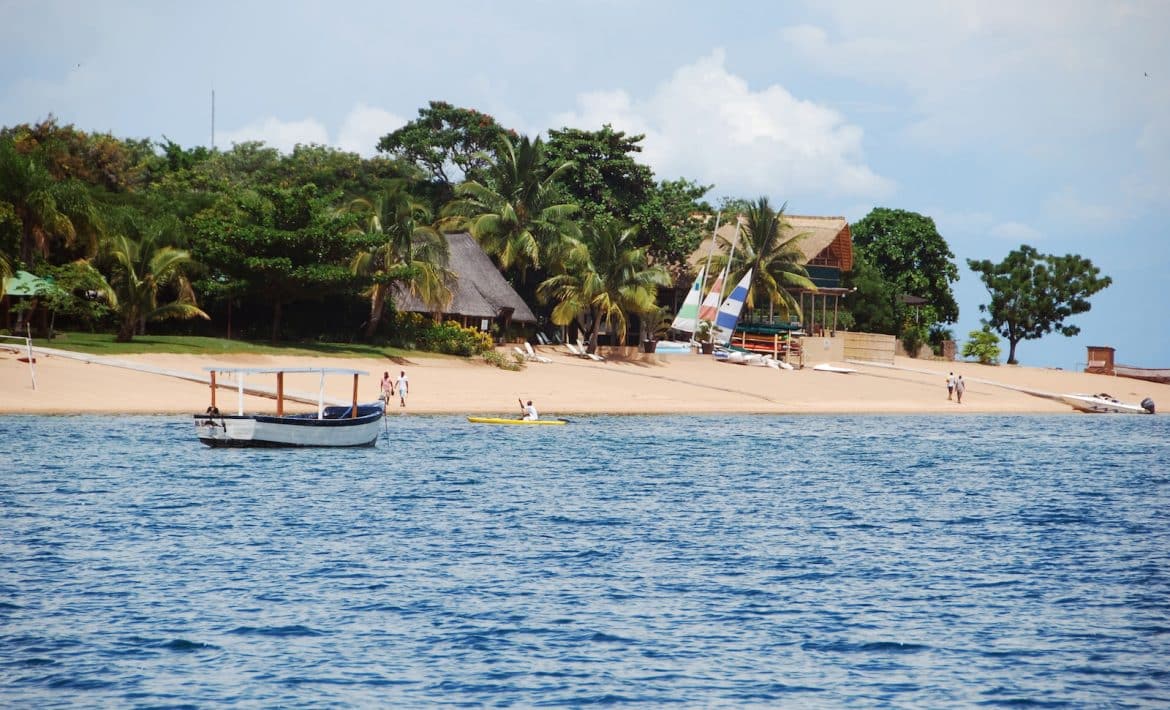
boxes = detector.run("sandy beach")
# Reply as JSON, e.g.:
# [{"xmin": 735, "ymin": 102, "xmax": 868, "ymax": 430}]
[{"xmin": 3, "ymin": 342, "xmax": 1167, "ymax": 416}]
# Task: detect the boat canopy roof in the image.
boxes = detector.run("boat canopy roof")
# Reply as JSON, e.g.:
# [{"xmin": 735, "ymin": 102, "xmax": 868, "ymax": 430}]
[{"xmin": 203, "ymin": 366, "xmax": 369, "ymax": 376}]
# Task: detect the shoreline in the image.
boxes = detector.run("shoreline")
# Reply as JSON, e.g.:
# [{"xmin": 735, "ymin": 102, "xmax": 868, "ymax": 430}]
[{"xmin": 2, "ymin": 344, "xmax": 1167, "ymax": 416}]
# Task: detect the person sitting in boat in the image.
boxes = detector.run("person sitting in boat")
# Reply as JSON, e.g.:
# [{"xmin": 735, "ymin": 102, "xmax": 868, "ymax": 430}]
[{"xmin": 522, "ymin": 400, "xmax": 539, "ymax": 421}]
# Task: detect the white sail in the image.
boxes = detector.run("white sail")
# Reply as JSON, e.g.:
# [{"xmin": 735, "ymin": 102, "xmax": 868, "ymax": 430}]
[
  {"xmin": 669, "ymin": 266, "xmax": 705, "ymax": 333},
  {"xmin": 713, "ymin": 269, "xmax": 753, "ymax": 345}
]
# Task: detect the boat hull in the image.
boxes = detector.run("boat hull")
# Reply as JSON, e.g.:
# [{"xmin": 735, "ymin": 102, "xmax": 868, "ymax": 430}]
[
  {"xmin": 195, "ymin": 404, "xmax": 384, "ymax": 447},
  {"xmin": 467, "ymin": 416, "xmax": 566, "ymax": 425}
]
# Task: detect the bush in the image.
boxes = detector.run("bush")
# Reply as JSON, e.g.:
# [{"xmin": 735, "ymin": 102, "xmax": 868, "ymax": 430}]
[
  {"xmin": 901, "ymin": 325, "xmax": 927, "ymax": 358},
  {"xmin": 928, "ymin": 324, "xmax": 954, "ymax": 357},
  {"xmin": 482, "ymin": 349, "xmax": 523, "ymax": 371},
  {"xmin": 962, "ymin": 327, "xmax": 1001, "ymax": 365},
  {"xmin": 420, "ymin": 320, "xmax": 494, "ymax": 356}
]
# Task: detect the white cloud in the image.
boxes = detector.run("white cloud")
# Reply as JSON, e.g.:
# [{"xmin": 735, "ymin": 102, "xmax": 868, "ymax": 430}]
[
  {"xmin": 216, "ymin": 104, "xmax": 405, "ymax": 156},
  {"xmin": 989, "ymin": 221, "xmax": 1044, "ymax": 242},
  {"xmin": 552, "ymin": 49, "xmax": 894, "ymax": 202},
  {"xmin": 338, "ymin": 104, "xmax": 406, "ymax": 157},
  {"xmin": 217, "ymin": 116, "xmax": 329, "ymax": 153}
]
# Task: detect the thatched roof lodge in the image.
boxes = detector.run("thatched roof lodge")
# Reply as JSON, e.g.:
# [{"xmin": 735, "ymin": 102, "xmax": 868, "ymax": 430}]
[{"xmin": 391, "ymin": 232, "xmax": 536, "ymax": 329}]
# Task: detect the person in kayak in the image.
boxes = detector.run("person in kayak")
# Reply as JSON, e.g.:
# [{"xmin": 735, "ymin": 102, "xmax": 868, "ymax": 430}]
[{"xmin": 520, "ymin": 399, "xmax": 539, "ymax": 421}]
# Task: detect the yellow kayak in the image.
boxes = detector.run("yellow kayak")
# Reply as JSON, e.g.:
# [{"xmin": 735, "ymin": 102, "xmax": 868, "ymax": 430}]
[{"xmin": 467, "ymin": 416, "xmax": 567, "ymax": 425}]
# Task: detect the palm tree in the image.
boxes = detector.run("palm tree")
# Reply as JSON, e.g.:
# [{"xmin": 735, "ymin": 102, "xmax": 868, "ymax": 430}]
[
  {"xmin": 713, "ymin": 197, "xmax": 816, "ymax": 322},
  {"xmin": 346, "ymin": 183, "xmax": 451, "ymax": 336},
  {"xmin": 0, "ymin": 138, "xmax": 101, "ymax": 264},
  {"xmin": 537, "ymin": 221, "xmax": 672, "ymax": 353},
  {"xmin": 104, "ymin": 230, "xmax": 208, "ymax": 342},
  {"xmin": 442, "ymin": 134, "xmax": 580, "ymax": 278}
]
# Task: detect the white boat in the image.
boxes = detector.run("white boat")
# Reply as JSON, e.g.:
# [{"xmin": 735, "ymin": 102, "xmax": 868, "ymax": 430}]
[
  {"xmin": 813, "ymin": 363, "xmax": 857, "ymax": 374},
  {"xmin": 1058, "ymin": 392, "xmax": 1155, "ymax": 415},
  {"xmin": 194, "ymin": 367, "xmax": 384, "ymax": 447}
]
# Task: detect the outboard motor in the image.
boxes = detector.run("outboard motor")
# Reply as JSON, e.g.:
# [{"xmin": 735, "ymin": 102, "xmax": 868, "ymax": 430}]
[{"xmin": 1141, "ymin": 397, "xmax": 1156, "ymax": 414}]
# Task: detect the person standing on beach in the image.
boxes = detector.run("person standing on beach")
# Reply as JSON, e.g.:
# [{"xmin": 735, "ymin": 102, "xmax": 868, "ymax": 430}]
[
  {"xmin": 395, "ymin": 370, "xmax": 409, "ymax": 407},
  {"xmin": 955, "ymin": 375, "xmax": 965, "ymax": 404},
  {"xmin": 946, "ymin": 372, "xmax": 956, "ymax": 400},
  {"xmin": 380, "ymin": 371, "xmax": 393, "ymax": 407}
]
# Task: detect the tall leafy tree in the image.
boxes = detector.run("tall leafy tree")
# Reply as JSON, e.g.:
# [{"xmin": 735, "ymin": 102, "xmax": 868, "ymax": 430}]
[
  {"xmin": 443, "ymin": 134, "xmax": 580, "ymax": 279},
  {"xmin": 376, "ymin": 101, "xmax": 513, "ymax": 202},
  {"xmin": 544, "ymin": 126, "xmax": 709, "ymax": 266},
  {"xmin": 850, "ymin": 207, "xmax": 959, "ymax": 332},
  {"xmin": 191, "ymin": 184, "xmax": 370, "ymax": 341},
  {"xmin": 843, "ymin": 250, "xmax": 898, "ymax": 335},
  {"xmin": 345, "ymin": 182, "xmax": 451, "ymax": 337},
  {"xmin": 537, "ymin": 222, "xmax": 671, "ymax": 353},
  {"xmin": 712, "ymin": 197, "xmax": 816, "ymax": 320},
  {"xmin": 102, "ymin": 228, "xmax": 208, "ymax": 342},
  {"xmin": 968, "ymin": 245, "xmax": 1111, "ymax": 364}
]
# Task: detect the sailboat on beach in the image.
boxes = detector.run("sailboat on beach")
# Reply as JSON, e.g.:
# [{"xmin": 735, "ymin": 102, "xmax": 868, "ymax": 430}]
[
  {"xmin": 713, "ymin": 269, "xmax": 753, "ymax": 346},
  {"xmin": 669, "ymin": 266, "xmax": 705, "ymax": 334}
]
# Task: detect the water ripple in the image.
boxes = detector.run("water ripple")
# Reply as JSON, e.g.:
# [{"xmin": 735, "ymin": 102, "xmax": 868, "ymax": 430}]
[{"xmin": 0, "ymin": 414, "xmax": 1168, "ymax": 706}]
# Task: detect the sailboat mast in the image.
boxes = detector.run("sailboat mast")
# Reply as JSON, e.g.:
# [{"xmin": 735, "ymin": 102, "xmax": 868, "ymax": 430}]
[{"xmin": 697, "ymin": 211, "xmax": 721, "ymax": 315}]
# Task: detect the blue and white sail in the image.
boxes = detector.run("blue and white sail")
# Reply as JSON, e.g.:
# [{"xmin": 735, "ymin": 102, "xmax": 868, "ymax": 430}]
[
  {"xmin": 713, "ymin": 269, "xmax": 753, "ymax": 346},
  {"xmin": 669, "ymin": 266, "xmax": 705, "ymax": 333}
]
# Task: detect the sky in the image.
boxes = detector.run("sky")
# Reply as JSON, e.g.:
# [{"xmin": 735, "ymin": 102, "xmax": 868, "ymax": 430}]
[{"xmin": 3, "ymin": 0, "xmax": 1168, "ymax": 368}]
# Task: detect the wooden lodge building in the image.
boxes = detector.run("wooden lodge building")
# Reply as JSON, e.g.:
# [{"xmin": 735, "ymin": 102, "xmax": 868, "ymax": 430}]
[{"xmin": 690, "ymin": 215, "xmax": 854, "ymax": 335}]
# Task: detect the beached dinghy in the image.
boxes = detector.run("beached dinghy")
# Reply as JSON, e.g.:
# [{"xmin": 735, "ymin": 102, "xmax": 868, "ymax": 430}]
[
  {"xmin": 195, "ymin": 367, "xmax": 385, "ymax": 447},
  {"xmin": 1058, "ymin": 393, "xmax": 1155, "ymax": 414},
  {"xmin": 467, "ymin": 416, "xmax": 567, "ymax": 425}
]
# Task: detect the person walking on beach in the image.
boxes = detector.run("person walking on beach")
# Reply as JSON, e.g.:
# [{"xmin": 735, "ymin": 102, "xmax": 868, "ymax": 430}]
[
  {"xmin": 395, "ymin": 370, "xmax": 409, "ymax": 407},
  {"xmin": 380, "ymin": 371, "xmax": 393, "ymax": 407},
  {"xmin": 955, "ymin": 375, "xmax": 965, "ymax": 404},
  {"xmin": 946, "ymin": 372, "xmax": 956, "ymax": 400}
]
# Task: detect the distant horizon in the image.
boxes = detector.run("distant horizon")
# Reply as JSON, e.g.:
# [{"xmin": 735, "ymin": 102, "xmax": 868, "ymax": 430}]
[{"xmin": 4, "ymin": 1, "xmax": 1167, "ymax": 368}]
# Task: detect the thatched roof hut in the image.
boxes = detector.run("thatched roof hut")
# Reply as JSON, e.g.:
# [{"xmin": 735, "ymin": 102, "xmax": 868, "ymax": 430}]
[{"xmin": 391, "ymin": 232, "xmax": 536, "ymax": 326}]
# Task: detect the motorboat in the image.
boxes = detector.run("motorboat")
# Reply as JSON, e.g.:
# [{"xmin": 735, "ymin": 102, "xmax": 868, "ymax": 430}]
[{"xmin": 1058, "ymin": 392, "xmax": 1155, "ymax": 414}]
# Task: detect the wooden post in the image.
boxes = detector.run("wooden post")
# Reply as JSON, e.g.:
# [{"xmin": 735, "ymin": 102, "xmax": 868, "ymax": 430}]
[
  {"xmin": 351, "ymin": 373, "xmax": 359, "ymax": 418},
  {"xmin": 276, "ymin": 372, "xmax": 284, "ymax": 417},
  {"xmin": 210, "ymin": 371, "xmax": 217, "ymax": 409}
]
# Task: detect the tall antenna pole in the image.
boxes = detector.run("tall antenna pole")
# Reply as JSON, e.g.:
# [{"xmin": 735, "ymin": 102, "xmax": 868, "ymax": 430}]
[{"xmin": 211, "ymin": 89, "xmax": 216, "ymax": 149}]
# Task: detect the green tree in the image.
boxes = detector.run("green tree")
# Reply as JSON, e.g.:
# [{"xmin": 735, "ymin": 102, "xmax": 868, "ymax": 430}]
[
  {"xmin": 543, "ymin": 126, "xmax": 709, "ymax": 265},
  {"xmin": 537, "ymin": 222, "xmax": 671, "ymax": 353},
  {"xmin": 843, "ymin": 249, "xmax": 898, "ymax": 334},
  {"xmin": 850, "ymin": 207, "xmax": 960, "ymax": 332},
  {"xmin": 0, "ymin": 136, "xmax": 102, "ymax": 264},
  {"xmin": 443, "ymin": 134, "xmax": 580, "ymax": 279},
  {"xmin": 967, "ymin": 244, "xmax": 1111, "ymax": 365},
  {"xmin": 712, "ymin": 197, "xmax": 816, "ymax": 321},
  {"xmin": 345, "ymin": 183, "xmax": 451, "ymax": 337},
  {"xmin": 191, "ymin": 184, "xmax": 370, "ymax": 341},
  {"xmin": 103, "ymin": 229, "xmax": 208, "ymax": 342},
  {"xmin": 962, "ymin": 326, "xmax": 1002, "ymax": 365},
  {"xmin": 376, "ymin": 101, "xmax": 513, "ymax": 201}
]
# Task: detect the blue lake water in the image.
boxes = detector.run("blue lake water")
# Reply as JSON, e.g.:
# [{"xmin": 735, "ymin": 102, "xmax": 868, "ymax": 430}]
[{"xmin": 2, "ymin": 414, "xmax": 1168, "ymax": 707}]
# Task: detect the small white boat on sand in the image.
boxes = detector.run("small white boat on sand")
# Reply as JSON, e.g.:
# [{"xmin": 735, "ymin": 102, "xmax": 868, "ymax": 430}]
[
  {"xmin": 813, "ymin": 363, "xmax": 857, "ymax": 374},
  {"xmin": 1058, "ymin": 392, "xmax": 1155, "ymax": 415},
  {"xmin": 194, "ymin": 367, "xmax": 385, "ymax": 447}
]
